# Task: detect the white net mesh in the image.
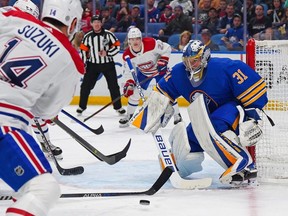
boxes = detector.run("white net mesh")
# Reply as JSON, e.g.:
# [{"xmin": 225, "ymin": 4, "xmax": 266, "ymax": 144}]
[{"xmin": 253, "ymin": 40, "xmax": 288, "ymax": 183}]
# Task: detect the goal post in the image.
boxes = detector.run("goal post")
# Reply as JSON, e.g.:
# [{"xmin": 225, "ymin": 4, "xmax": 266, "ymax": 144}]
[{"xmin": 246, "ymin": 39, "xmax": 288, "ymax": 183}]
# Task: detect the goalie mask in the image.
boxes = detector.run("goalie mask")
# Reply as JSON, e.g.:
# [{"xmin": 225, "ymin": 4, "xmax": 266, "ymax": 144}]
[{"xmin": 182, "ymin": 40, "xmax": 211, "ymax": 83}]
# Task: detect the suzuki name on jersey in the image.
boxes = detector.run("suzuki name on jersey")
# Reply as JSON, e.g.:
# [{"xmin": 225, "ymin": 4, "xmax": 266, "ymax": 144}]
[{"xmin": 18, "ymin": 25, "xmax": 60, "ymax": 58}]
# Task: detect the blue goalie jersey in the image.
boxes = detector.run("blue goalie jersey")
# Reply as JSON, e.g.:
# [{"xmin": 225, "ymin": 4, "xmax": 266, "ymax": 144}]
[{"xmin": 156, "ymin": 57, "xmax": 268, "ymax": 113}]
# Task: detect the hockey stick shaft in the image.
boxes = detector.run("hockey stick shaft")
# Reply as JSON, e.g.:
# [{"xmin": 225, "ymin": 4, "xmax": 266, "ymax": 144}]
[
  {"xmin": 53, "ymin": 117, "xmax": 131, "ymax": 165},
  {"xmin": 34, "ymin": 119, "xmax": 84, "ymax": 175},
  {"xmin": 83, "ymin": 70, "xmax": 158, "ymax": 122},
  {"xmin": 125, "ymin": 55, "xmax": 146, "ymax": 101},
  {"xmin": 83, "ymin": 94, "xmax": 124, "ymax": 122},
  {"xmin": 0, "ymin": 167, "xmax": 172, "ymax": 200},
  {"xmin": 61, "ymin": 109, "xmax": 104, "ymax": 135}
]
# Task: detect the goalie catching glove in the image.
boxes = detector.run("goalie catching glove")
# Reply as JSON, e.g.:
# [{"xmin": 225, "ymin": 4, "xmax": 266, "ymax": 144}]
[
  {"xmin": 237, "ymin": 106, "xmax": 263, "ymax": 147},
  {"xmin": 157, "ymin": 59, "xmax": 168, "ymax": 75},
  {"xmin": 123, "ymin": 79, "xmax": 135, "ymax": 97}
]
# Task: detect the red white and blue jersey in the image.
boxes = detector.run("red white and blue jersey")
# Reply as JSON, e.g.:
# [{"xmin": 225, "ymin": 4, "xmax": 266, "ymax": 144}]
[
  {"xmin": 122, "ymin": 37, "xmax": 171, "ymax": 78},
  {"xmin": 157, "ymin": 57, "xmax": 268, "ymax": 112},
  {"xmin": 0, "ymin": 7, "xmax": 84, "ymax": 130}
]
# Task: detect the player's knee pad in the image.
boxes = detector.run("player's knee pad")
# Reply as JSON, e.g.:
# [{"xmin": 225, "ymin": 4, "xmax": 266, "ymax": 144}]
[
  {"xmin": 11, "ymin": 173, "xmax": 60, "ymax": 216},
  {"xmin": 169, "ymin": 122, "xmax": 204, "ymax": 177}
]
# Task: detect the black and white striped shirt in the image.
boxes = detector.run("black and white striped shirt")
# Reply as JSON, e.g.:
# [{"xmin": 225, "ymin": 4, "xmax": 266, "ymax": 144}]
[{"xmin": 80, "ymin": 28, "xmax": 120, "ymax": 64}]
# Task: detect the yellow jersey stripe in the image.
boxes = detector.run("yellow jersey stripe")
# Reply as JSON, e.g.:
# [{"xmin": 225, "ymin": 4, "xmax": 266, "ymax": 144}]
[
  {"xmin": 237, "ymin": 79, "xmax": 264, "ymax": 100},
  {"xmin": 240, "ymin": 82, "xmax": 266, "ymax": 104},
  {"xmin": 243, "ymin": 88, "xmax": 267, "ymax": 107}
]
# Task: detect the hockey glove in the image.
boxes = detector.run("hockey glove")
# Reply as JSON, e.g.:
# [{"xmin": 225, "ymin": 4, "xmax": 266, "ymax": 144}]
[
  {"xmin": 239, "ymin": 118, "xmax": 263, "ymax": 146},
  {"xmin": 157, "ymin": 59, "xmax": 168, "ymax": 75},
  {"xmin": 237, "ymin": 107, "xmax": 263, "ymax": 147},
  {"xmin": 123, "ymin": 79, "xmax": 136, "ymax": 97}
]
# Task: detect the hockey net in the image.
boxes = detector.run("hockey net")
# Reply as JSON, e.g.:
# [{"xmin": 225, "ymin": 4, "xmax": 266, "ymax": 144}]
[{"xmin": 246, "ymin": 39, "xmax": 288, "ymax": 183}]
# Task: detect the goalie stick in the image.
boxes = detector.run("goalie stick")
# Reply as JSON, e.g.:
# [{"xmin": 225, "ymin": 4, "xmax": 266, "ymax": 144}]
[
  {"xmin": 53, "ymin": 117, "xmax": 131, "ymax": 165},
  {"xmin": 61, "ymin": 109, "xmax": 104, "ymax": 135},
  {"xmin": 34, "ymin": 119, "xmax": 84, "ymax": 175},
  {"xmin": 153, "ymin": 130, "xmax": 212, "ymax": 189},
  {"xmin": 0, "ymin": 167, "xmax": 172, "ymax": 200},
  {"xmin": 125, "ymin": 55, "xmax": 212, "ymax": 189},
  {"xmin": 83, "ymin": 71, "xmax": 159, "ymax": 122}
]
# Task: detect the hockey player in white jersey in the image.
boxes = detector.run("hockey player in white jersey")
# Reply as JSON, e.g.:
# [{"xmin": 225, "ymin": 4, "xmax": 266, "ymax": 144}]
[
  {"xmin": 119, "ymin": 27, "xmax": 182, "ymax": 127},
  {"xmin": 13, "ymin": 0, "xmax": 63, "ymax": 160},
  {"xmin": 0, "ymin": 0, "xmax": 84, "ymax": 215}
]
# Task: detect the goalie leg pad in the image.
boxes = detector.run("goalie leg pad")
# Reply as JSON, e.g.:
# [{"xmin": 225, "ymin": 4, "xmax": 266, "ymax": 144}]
[
  {"xmin": 169, "ymin": 122, "xmax": 204, "ymax": 178},
  {"xmin": 169, "ymin": 122, "xmax": 191, "ymax": 160},
  {"xmin": 188, "ymin": 94, "xmax": 254, "ymax": 184},
  {"xmin": 131, "ymin": 91, "xmax": 170, "ymax": 133}
]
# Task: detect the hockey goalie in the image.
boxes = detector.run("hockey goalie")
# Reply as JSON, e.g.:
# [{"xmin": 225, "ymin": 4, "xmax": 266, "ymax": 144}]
[{"xmin": 131, "ymin": 40, "xmax": 268, "ymax": 185}]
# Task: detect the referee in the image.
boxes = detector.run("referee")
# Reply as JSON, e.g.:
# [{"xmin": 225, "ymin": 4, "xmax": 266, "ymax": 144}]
[{"xmin": 77, "ymin": 15, "xmax": 126, "ymax": 115}]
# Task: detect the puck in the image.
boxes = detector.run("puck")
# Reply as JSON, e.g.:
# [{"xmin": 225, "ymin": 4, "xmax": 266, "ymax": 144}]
[{"xmin": 139, "ymin": 199, "xmax": 150, "ymax": 205}]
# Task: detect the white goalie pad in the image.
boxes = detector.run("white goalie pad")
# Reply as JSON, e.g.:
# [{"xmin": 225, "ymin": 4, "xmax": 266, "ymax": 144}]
[
  {"xmin": 131, "ymin": 91, "xmax": 171, "ymax": 133},
  {"xmin": 169, "ymin": 122, "xmax": 191, "ymax": 159},
  {"xmin": 187, "ymin": 94, "xmax": 250, "ymax": 170},
  {"xmin": 169, "ymin": 122, "xmax": 204, "ymax": 177}
]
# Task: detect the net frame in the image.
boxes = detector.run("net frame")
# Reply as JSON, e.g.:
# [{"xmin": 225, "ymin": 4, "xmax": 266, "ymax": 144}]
[{"xmin": 246, "ymin": 39, "xmax": 288, "ymax": 183}]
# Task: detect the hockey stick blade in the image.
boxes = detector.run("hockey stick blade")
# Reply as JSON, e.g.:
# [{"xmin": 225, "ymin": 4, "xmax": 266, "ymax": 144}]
[
  {"xmin": 34, "ymin": 119, "xmax": 84, "ymax": 176},
  {"xmin": 61, "ymin": 109, "xmax": 104, "ymax": 135},
  {"xmin": 170, "ymin": 172, "xmax": 212, "ymax": 189},
  {"xmin": 57, "ymin": 164, "xmax": 84, "ymax": 176},
  {"xmin": 0, "ymin": 167, "xmax": 173, "ymax": 200},
  {"xmin": 53, "ymin": 118, "xmax": 131, "ymax": 165}
]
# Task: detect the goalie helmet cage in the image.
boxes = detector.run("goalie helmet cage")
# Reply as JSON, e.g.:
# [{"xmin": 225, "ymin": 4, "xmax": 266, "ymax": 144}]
[{"xmin": 246, "ymin": 39, "xmax": 288, "ymax": 183}]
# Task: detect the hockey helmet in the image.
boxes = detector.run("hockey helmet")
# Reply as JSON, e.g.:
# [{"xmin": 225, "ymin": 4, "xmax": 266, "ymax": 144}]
[
  {"xmin": 41, "ymin": 0, "xmax": 83, "ymax": 40},
  {"xmin": 127, "ymin": 27, "xmax": 142, "ymax": 39},
  {"xmin": 13, "ymin": 0, "xmax": 39, "ymax": 18}
]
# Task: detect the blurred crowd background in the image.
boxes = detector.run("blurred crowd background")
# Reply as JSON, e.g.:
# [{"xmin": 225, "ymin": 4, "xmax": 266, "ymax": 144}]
[{"xmin": 2, "ymin": 0, "xmax": 288, "ymax": 51}]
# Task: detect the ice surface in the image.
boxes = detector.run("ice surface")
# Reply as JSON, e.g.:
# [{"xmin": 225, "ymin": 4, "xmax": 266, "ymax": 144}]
[{"xmin": 1, "ymin": 105, "xmax": 288, "ymax": 216}]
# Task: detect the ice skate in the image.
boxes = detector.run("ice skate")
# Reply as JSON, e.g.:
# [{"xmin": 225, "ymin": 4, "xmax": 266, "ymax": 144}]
[
  {"xmin": 116, "ymin": 107, "xmax": 126, "ymax": 115},
  {"xmin": 76, "ymin": 107, "xmax": 85, "ymax": 116},
  {"xmin": 119, "ymin": 114, "xmax": 133, "ymax": 128},
  {"xmin": 40, "ymin": 141, "xmax": 63, "ymax": 160}
]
